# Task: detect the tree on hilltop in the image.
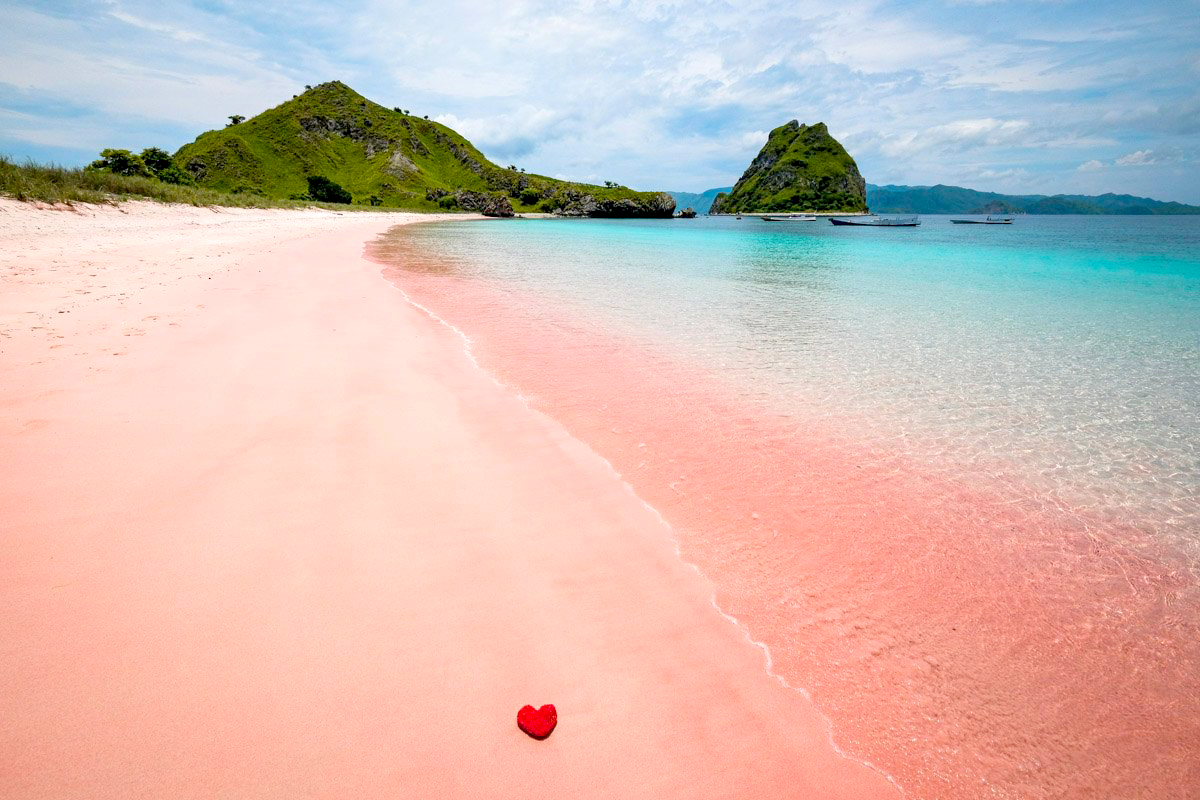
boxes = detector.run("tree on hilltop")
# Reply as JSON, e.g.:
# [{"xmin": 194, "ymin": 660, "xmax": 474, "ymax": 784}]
[{"xmin": 227, "ymin": 115, "xmax": 245, "ymax": 126}]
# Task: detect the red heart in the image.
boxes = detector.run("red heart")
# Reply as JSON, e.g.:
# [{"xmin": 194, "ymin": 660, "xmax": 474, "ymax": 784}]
[{"xmin": 517, "ymin": 704, "xmax": 557, "ymax": 740}]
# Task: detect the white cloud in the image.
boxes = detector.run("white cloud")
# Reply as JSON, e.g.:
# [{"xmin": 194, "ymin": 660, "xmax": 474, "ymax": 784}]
[
  {"xmin": 2, "ymin": 0, "xmax": 1198, "ymax": 201},
  {"xmin": 1077, "ymin": 159, "xmax": 1105, "ymax": 172},
  {"xmin": 105, "ymin": 3, "xmax": 206, "ymax": 43},
  {"xmin": 0, "ymin": 4, "xmax": 297, "ymax": 131},
  {"xmin": 880, "ymin": 118, "xmax": 1031, "ymax": 157},
  {"xmin": 739, "ymin": 130, "xmax": 768, "ymax": 149},
  {"xmin": 435, "ymin": 107, "xmax": 571, "ymax": 161},
  {"xmin": 1115, "ymin": 149, "xmax": 1158, "ymax": 166}
]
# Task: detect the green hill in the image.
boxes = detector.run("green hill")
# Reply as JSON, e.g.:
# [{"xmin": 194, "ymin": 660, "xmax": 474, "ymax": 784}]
[
  {"xmin": 866, "ymin": 184, "xmax": 1200, "ymax": 214},
  {"xmin": 174, "ymin": 81, "xmax": 674, "ymax": 216},
  {"xmin": 708, "ymin": 121, "xmax": 867, "ymax": 214}
]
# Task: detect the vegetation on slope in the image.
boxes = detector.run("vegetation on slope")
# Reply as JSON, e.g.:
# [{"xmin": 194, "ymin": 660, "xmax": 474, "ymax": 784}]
[
  {"xmin": 0, "ymin": 154, "xmax": 345, "ymax": 208},
  {"xmin": 867, "ymin": 184, "xmax": 1200, "ymax": 215},
  {"xmin": 174, "ymin": 81, "xmax": 674, "ymax": 217},
  {"xmin": 709, "ymin": 121, "xmax": 867, "ymax": 214}
]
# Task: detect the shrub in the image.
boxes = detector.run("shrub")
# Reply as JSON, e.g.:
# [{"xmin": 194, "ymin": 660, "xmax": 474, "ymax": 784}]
[
  {"xmin": 368, "ymin": 195, "xmax": 382, "ymax": 206},
  {"xmin": 155, "ymin": 165, "xmax": 195, "ymax": 186},
  {"xmin": 140, "ymin": 147, "xmax": 172, "ymax": 174},
  {"xmin": 122, "ymin": 147, "xmax": 195, "ymax": 186},
  {"xmin": 519, "ymin": 187, "xmax": 541, "ymax": 205},
  {"xmin": 2, "ymin": 154, "xmax": 296, "ymax": 207},
  {"xmin": 88, "ymin": 148, "xmax": 151, "ymax": 178},
  {"xmin": 438, "ymin": 195, "xmax": 458, "ymax": 209},
  {"xmin": 305, "ymin": 175, "xmax": 351, "ymax": 204}
]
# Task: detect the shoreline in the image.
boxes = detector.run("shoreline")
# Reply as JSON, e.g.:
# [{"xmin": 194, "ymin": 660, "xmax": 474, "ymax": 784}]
[
  {"xmin": 369, "ymin": 217, "xmax": 1200, "ymax": 799},
  {"xmin": 373, "ymin": 240, "xmax": 908, "ymax": 794},
  {"xmin": 0, "ymin": 200, "xmax": 898, "ymax": 798}
]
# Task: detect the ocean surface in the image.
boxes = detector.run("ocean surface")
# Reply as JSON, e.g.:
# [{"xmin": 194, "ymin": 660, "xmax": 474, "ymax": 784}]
[{"xmin": 367, "ymin": 215, "xmax": 1200, "ymax": 798}]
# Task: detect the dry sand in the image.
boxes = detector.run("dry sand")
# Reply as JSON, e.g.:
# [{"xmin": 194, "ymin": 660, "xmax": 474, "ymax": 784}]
[{"xmin": 0, "ymin": 199, "xmax": 899, "ymax": 798}]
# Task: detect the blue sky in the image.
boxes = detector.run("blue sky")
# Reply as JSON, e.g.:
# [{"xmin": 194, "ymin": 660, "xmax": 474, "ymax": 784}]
[{"xmin": 3, "ymin": 0, "xmax": 1198, "ymax": 202}]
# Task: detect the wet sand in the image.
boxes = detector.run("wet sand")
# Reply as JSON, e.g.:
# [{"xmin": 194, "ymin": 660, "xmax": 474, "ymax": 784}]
[
  {"xmin": 0, "ymin": 200, "xmax": 898, "ymax": 799},
  {"xmin": 367, "ymin": 222, "xmax": 1200, "ymax": 799}
]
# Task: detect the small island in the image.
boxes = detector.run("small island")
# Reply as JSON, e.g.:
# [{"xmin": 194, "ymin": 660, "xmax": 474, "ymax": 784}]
[{"xmin": 709, "ymin": 121, "xmax": 868, "ymax": 215}]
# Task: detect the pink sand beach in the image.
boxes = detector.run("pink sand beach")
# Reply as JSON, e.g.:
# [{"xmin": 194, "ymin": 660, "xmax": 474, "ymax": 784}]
[
  {"xmin": 0, "ymin": 200, "xmax": 898, "ymax": 798},
  {"xmin": 368, "ymin": 223, "xmax": 1200, "ymax": 799}
]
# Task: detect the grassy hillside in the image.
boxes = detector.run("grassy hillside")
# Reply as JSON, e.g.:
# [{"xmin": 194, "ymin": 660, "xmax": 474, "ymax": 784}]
[
  {"xmin": 709, "ymin": 121, "xmax": 867, "ymax": 214},
  {"xmin": 175, "ymin": 81, "xmax": 674, "ymax": 216},
  {"xmin": 0, "ymin": 155, "xmax": 346, "ymax": 208},
  {"xmin": 867, "ymin": 184, "xmax": 1200, "ymax": 214}
]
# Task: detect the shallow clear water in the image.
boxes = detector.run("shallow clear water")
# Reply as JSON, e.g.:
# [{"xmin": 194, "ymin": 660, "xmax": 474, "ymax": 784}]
[
  {"xmin": 368, "ymin": 215, "xmax": 1200, "ymax": 798},
  {"xmin": 393, "ymin": 216, "xmax": 1199, "ymax": 545}
]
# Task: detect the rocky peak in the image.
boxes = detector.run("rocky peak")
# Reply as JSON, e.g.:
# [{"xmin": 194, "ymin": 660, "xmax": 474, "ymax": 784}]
[{"xmin": 710, "ymin": 120, "xmax": 866, "ymax": 214}]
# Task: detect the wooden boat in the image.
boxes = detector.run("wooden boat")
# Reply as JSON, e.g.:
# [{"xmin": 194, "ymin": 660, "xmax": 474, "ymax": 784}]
[
  {"xmin": 829, "ymin": 215, "xmax": 920, "ymax": 227},
  {"xmin": 950, "ymin": 215, "xmax": 1014, "ymax": 225},
  {"xmin": 760, "ymin": 214, "xmax": 817, "ymax": 222}
]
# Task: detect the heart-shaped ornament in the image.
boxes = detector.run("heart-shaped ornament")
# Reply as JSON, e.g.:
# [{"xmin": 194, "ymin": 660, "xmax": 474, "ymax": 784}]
[{"xmin": 517, "ymin": 704, "xmax": 557, "ymax": 740}]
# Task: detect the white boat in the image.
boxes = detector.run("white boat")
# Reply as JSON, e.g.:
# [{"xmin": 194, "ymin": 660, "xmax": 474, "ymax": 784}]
[
  {"xmin": 829, "ymin": 215, "xmax": 920, "ymax": 227},
  {"xmin": 950, "ymin": 215, "xmax": 1014, "ymax": 225},
  {"xmin": 760, "ymin": 214, "xmax": 817, "ymax": 222}
]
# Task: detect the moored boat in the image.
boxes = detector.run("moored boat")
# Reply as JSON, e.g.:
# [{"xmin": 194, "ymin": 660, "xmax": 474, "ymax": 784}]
[
  {"xmin": 950, "ymin": 215, "xmax": 1014, "ymax": 225},
  {"xmin": 830, "ymin": 215, "xmax": 920, "ymax": 227},
  {"xmin": 760, "ymin": 214, "xmax": 817, "ymax": 222}
]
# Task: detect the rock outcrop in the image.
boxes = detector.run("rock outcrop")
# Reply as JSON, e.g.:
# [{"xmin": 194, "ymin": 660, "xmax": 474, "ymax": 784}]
[
  {"xmin": 553, "ymin": 190, "xmax": 675, "ymax": 218},
  {"xmin": 453, "ymin": 190, "xmax": 514, "ymax": 217},
  {"xmin": 709, "ymin": 121, "xmax": 867, "ymax": 214}
]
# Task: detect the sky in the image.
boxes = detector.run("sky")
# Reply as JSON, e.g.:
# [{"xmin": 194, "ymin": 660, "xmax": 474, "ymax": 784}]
[{"xmin": 2, "ymin": 0, "xmax": 1199, "ymax": 202}]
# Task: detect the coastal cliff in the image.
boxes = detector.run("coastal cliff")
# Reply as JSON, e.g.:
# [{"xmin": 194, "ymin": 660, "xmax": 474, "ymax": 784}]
[
  {"xmin": 709, "ymin": 121, "xmax": 867, "ymax": 214},
  {"xmin": 174, "ymin": 81, "xmax": 674, "ymax": 217}
]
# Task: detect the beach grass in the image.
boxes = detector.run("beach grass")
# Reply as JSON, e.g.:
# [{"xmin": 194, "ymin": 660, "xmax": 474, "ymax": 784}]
[{"xmin": 0, "ymin": 155, "xmax": 377, "ymax": 210}]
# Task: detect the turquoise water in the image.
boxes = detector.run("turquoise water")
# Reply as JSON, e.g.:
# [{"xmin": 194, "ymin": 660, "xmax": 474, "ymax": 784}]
[
  {"xmin": 399, "ymin": 215, "xmax": 1200, "ymax": 548},
  {"xmin": 372, "ymin": 215, "xmax": 1200, "ymax": 798}
]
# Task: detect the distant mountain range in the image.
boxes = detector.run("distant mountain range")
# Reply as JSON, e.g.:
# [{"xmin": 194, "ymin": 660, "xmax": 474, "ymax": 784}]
[
  {"xmin": 670, "ymin": 183, "xmax": 1200, "ymax": 215},
  {"xmin": 866, "ymin": 184, "xmax": 1200, "ymax": 215},
  {"xmin": 666, "ymin": 187, "xmax": 731, "ymax": 214}
]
